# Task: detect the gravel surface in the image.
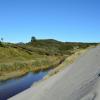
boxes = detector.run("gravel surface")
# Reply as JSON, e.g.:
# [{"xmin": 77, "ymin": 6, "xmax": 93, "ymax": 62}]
[{"xmin": 9, "ymin": 46, "xmax": 100, "ymax": 100}]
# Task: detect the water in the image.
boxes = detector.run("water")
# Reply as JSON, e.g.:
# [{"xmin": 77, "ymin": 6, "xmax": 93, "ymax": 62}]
[{"xmin": 0, "ymin": 71, "xmax": 47, "ymax": 100}]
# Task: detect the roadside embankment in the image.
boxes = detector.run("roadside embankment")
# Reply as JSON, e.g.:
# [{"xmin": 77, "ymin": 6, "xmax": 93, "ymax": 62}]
[{"xmin": 9, "ymin": 46, "xmax": 100, "ymax": 100}]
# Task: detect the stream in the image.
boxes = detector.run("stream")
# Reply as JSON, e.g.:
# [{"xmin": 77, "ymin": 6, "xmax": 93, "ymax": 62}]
[{"xmin": 0, "ymin": 71, "xmax": 47, "ymax": 100}]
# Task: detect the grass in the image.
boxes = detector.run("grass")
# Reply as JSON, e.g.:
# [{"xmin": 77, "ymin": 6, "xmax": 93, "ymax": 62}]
[
  {"xmin": 0, "ymin": 56, "xmax": 65, "ymax": 81},
  {"xmin": 0, "ymin": 39, "xmax": 98, "ymax": 81},
  {"xmin": 0, "ymin": 71, "xmax": 26, "ymax": 81},
  {"xmin": 45, "ymin": 49, "xmax": 88, "ymax": 79},
  {"xmin": 0, "ymin": 56, "xmax": 63, "ymax": 72}
]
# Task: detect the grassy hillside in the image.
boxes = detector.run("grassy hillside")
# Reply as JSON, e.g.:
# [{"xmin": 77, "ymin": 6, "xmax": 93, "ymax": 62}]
[{"xmin": 0, "ymin": 39, "xmax": 98, "ymax": 81}]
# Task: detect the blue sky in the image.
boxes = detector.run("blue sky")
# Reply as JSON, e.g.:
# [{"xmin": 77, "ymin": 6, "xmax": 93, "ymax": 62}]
[{"xmin": 0, "ymin": 0, "xmax": 100, "ymax": 43}]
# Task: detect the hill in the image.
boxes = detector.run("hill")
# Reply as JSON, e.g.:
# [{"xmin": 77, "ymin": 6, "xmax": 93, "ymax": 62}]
[{"xmin": 0, "ymin": 39, "xmax": 98, "ymax": 81}]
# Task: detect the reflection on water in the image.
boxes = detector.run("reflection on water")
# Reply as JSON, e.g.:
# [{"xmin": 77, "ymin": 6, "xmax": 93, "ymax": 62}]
[{"xmin": 0, "ymin": 71, "xmax": 47, "ymax": 100}]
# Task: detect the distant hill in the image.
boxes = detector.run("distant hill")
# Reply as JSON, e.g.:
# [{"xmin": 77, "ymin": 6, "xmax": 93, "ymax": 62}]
[{"xmin": 0, "ymin": 39, "xmax": 97, "ymax": 63}]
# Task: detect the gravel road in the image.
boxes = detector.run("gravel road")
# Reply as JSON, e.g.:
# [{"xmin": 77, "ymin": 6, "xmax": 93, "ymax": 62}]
[{"xmin": 9, "ymin": 46, "xmax": 100, "ymax": 100}]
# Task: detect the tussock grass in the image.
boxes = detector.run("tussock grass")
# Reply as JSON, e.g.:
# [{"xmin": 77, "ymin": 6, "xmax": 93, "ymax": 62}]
[
  {"xmin": 44, "ymin": 49, "xmax": 89, "ymax": 79},
  {"xmin": 0, "ymin": 39, "xmax": 98, "ymax": 81},
  {"xmin": 0, "ymin": 56, "xmax": 64, "ymax": 76}
]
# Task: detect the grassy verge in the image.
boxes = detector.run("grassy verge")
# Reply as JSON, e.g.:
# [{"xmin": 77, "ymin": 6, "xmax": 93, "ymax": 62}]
[
  {"xmin": 0, "ymin": 56, "xmax": 65, "ymax": 81},
  {"xmin": 0, "ymin": 71, "xmax": 27, "ymax": 81},
  {"xmin": 44, "ymin": 48, "xmax": 89, "ymax": 79},
  {"xmin": 0, "ymin": 39, "xmax": 97, "ymax": 81}
]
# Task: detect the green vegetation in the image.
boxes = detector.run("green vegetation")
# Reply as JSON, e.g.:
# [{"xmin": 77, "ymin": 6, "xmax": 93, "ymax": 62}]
[{"xmin": 0, "ymin": 38, "xmax": 98, "ymax": 81}]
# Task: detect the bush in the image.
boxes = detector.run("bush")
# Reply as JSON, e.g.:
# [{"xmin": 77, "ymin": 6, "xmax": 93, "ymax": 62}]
[{"xmin": 0, "ymin": 41, "xmax": 4, "ymax": 47}]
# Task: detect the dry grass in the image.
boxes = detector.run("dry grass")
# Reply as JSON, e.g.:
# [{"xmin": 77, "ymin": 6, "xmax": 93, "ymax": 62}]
[
  {"xmin": 44, "ymin": 48, "xmax": 88, "ymax": 79},
  {"xmin": 0, "ymin": 40, "xmax": 97, "ymax": 81},
  {"xmin": 0, "ymin": 56, "xmax": 64, "ymax": 81},
  {"xmin": 0, "ymin": 71, "xmax": 27, "ymax": 81}
]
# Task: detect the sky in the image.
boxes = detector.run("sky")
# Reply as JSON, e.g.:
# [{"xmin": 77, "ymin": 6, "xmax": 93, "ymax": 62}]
[{"xmin": 0, "ymin": 0, "xmax": 100, "ymax": 43}]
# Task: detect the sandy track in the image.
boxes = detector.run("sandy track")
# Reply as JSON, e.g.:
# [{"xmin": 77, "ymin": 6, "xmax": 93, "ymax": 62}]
[{"xmin": 9, "ymin": 46, "xmax": 100, "ymax": 100}]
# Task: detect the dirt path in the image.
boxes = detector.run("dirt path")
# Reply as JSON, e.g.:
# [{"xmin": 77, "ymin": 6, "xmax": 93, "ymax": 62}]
[{"xmin": 9, "ymin": 46, "xmax": 100, "ymax": 100}]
